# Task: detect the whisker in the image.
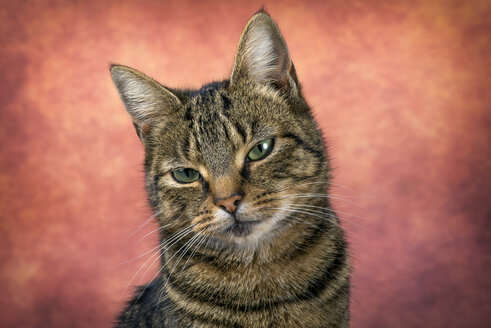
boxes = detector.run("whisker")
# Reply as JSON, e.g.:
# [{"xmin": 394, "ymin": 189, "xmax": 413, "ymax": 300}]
[
  {"xmin": 120, "ymin": 243, "xmax": 163, "ymax": 298},
  {"xmin": 106, "ymin": 243, "xmax": 163, "ymax": 270},
  {"xmin": 133, "ymin": 222, "xmax": 174, "ymax": 247},
  {"xmin": 277, "ymin": 214, "xmax": 333, "ymax": 234},
  {"xmin": 282, "ymin": 202, "xmax": 369, "ymax": 220},
  {"xmin": 177, "ymin": 233, "xmax": 209, "ymax": 278},
  {"xmin": 120, "ymin": 225, "xmax": 193, "ymax": 298},
  {"xmin": 124, "ymin": 226, "xmax": 197, "ymax": 315},
  {"xmin": 281, "ymin": 205, "xmax": 372, "ymax": 232},
  {"xmin": 272, "ymin": 193, "xmax": 360, "ymax": 205},
  {"xmin": 125, "ymin": 208, "xmax": 164, "ymax": 239},
  {"xmin": 272, "ymin": 180, "xmax": 327, "ymax": 194},
  {"xmin": 163, "ymin": 234, "xmax": 202, "ymax": 287},
  {"xmin": 155, "ymin": 233, "xmax": 203, "ymax": 308},
  {"xmin": 166, "ymin": 234, "xmax": 201, "ymax": 276},
  {"xmin": 273, "ymin": 206, "xmax": 330, "ymax": 220},
  {"xmin": 268, "ymin": 176, "xmax": 365, "ymax": 199},
  {"xmin": 327, "ymin": 181, "xmax": 357, "ymax": 192},
  {"xmin": 265, "ymin": 203, "xmax": 372, "ymax": 233},
  {"xmin": 109, "ymin": 220, "xmax": 183, "ymax": 269},
  {"xmin": 262, "ymin": 206, "xmax": 338, "ymax": 227},
  {"xmin": 266, "ymin": 199, "xmax": 372, "ymax": 222},
  {"xmin": 156, "ymin": 233, "xmax": 209, "ymax": 317}
]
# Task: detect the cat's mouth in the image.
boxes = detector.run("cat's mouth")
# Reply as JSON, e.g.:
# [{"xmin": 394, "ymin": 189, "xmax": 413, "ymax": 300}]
[{"xmin": 224, "ymin": 219, "xmax": 261, "ymax": 237}]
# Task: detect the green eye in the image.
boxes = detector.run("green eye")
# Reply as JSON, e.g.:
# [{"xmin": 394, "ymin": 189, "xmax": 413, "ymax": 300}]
[
  {"xmin": 247, "ymin": 138, "xmax": 274, "ymax": 161},
  {"xmin": 172, "ymin": 168, "xmax": 200, "ymax": 183}
]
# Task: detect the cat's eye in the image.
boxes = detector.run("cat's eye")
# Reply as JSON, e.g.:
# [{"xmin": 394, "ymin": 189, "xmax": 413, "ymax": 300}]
[
  {"xmin": 172, "ymin": 168, "xmax": 200, "ymax": 183},
  {"xmin": 247, "ymin": 138, "xmax": 274, "ymax": 161}
]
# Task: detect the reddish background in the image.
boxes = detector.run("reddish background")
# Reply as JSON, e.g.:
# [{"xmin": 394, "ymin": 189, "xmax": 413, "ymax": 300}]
[{"xmin": 1, "ymin": 0, "xmax": 490, "ymax": 327}]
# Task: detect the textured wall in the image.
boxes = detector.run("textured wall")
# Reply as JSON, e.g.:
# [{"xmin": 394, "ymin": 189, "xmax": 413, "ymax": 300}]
[{"xmin": 1, "ymin": 0, "xmax": 490, "ymax": 327}]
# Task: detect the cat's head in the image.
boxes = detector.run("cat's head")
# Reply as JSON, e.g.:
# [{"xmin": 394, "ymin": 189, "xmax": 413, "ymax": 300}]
[{"xmin": 110, "ymin": 11, "xmax": 329, "ymax": 253}]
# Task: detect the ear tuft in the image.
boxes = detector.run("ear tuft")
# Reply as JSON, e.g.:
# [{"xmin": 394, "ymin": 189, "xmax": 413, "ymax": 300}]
[
  {"xmin": 110, "ymin": 65, "xmax": 181, "ymax": 138},
  {"xmin": 254, "ymin": 6, "xmax": 268, "ymax": 15},
  {"xmin": 231, "ymin": 12, "xmax": 299, "ymax": 96}
]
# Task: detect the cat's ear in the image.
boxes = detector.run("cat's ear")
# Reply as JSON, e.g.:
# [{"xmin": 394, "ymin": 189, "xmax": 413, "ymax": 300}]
[
  {"xmin": 110, "ymin": 64, "xmax": 181, "ymax": 140},
  {"xmin": 230, "ymin": 11, "xmax": 300, "ymax": 96}
]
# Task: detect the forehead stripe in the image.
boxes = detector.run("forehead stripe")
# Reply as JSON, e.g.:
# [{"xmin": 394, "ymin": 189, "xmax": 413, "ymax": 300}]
[
  {"xmin": 282, "ymin": 133, "xmax": 324, "ymax": 162},
  {"xmin": 234, "ymin": 121, "xmax": 247, "ymax": 143}
]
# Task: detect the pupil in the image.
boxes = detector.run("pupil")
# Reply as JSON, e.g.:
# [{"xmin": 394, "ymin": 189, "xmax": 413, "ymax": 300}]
[{"xmin": 258, "ymin": 144, "xmax": 263, "ymax": 152}]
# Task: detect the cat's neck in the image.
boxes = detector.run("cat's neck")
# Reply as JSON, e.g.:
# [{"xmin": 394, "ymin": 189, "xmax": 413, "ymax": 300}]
[{"xmin": 156, "ymin": 217, "xmax": 348, "ymax": 327}]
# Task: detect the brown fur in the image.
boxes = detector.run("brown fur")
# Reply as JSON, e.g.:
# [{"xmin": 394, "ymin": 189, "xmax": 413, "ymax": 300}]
[{"xmin": 111, "ymin": 10, "xmax": 349, "ymax": 328}]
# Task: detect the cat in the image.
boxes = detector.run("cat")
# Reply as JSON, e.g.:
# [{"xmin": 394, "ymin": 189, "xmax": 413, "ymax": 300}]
[{"xmin": 110, "ymin": 10, "xmax": 350, "ymax": 328}]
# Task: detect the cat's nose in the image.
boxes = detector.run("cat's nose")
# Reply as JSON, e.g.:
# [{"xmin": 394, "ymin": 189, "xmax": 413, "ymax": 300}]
[{"xmin": 215, "ymin": 194, "xmax": 242, "ymax": 214}]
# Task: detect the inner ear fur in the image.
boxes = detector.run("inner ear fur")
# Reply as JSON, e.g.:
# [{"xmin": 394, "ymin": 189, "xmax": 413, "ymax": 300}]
[
  {"xmin": 230, "ymin": 11, "xmax": 300, "ymax": 96},
  {"xmin": 110, "ymin": 64, "xmax": 182, "ymax": 139}
]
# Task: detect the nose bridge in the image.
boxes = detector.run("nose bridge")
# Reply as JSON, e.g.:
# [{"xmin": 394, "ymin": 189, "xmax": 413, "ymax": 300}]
[
  {"xmin": 212, "ymin": 173, "xmax": 241, "ymax": 201},
  {"xmin": 200, "ymin": 130, "xmax": 241, "ymax": 200}
]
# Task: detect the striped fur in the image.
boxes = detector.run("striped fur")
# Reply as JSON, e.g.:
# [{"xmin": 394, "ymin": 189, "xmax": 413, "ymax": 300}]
[{"xmin": 111, "ymin": 10, "xmax": 350, "ymax": 328}]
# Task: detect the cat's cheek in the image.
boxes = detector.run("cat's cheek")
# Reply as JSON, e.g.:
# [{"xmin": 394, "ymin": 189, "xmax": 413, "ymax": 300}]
[
  {"xmin": 289, "ymin": 147, "xmax": 321, "ymax": 178},
  {"xmin": 191, "ymin": 208, "xmax": 233, "ymax": 235}
]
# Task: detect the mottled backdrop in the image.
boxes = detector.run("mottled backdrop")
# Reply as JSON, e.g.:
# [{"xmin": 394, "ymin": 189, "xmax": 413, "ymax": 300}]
[{"xmin": 0, "ymin": 0, "xmax": 490, "ymax": 327}]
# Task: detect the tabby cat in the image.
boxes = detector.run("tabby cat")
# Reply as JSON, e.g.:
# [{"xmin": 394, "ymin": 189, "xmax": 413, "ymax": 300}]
[{"xmin": 110, "ymin": 10, "xmax": 350, "ymax": 328}]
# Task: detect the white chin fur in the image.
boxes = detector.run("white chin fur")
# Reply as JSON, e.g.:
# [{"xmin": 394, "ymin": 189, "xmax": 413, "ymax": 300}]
[{"xmin": 215, "ymin": 203, "xmax": 289, "ymax": 249}]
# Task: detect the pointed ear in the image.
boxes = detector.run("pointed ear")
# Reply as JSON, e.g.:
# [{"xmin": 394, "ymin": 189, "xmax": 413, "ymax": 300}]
[
  {"xmin": 109, "ymin": 64, "xmax": 181, "ymax": 139},
  {"xmin": 230, "ymin": 11, "xmax": 300, "ymax": 96}
]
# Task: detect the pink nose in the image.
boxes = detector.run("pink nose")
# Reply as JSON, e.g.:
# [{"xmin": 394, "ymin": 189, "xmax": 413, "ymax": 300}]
[{"xmin": 215, "ymin": 195, "xmax": 242, "ymax": 213}]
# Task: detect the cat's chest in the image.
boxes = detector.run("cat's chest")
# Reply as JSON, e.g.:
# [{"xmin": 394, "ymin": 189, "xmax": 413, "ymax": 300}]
[
  {"xmin": 167, "ymin": 258, "xmax": 319, "ymax": 299},
  {"xmin": 162, "ymin": 263, "xmax": 329, "ymax": 326}
]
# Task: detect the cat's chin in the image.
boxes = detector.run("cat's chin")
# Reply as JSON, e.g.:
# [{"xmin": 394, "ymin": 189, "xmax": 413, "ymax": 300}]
[
  {"xmin": 218, "ymin": 216, "xmax": 282, "ymax": 248},
  {"xmin": 224, "ymin": 219, "xmax": 261, "ymax": 237},
  {"xmin": 206, "ymin": 206, "xmax": 289, "ymax": 248}
]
